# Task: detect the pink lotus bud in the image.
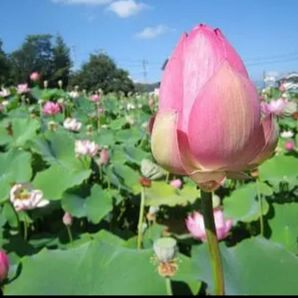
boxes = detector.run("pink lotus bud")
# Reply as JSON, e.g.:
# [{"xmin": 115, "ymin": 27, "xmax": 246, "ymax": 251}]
[
  {"xmin": 90, "ymin": 94, "xmax": 100, "ymax": 103},
  {"xmin": 30, "ymin": 72, "xmax": 40, "ymax": 81},
  {"xmin": 63, "ymin": 212, "xmax": 73, "ymax": 226},
  {"xmin": 285, "ymin": 140, "xmax": 295, "ymax": 151},
  {"xmin": 186, "ymin": 209, "xmax": 232, "ymax": 241},
  {"xmin": 150, "ymin": 24, "xmax": 278, "ymax": 191},
  {"xmin": 99, "ymin": 148, "xmax": 109, "ymax": 165},
  {"xmin": 0, "ymin": 251, "xmax": 9, "ymax": 282},
  {"xmin": 170, "ymin": 179, "xmax": 182, "ymax": 189},
  {"xmin": 261, "ymin": 99, "xmax": 288, "ymax": 116},
  {"xmin": 17, "ymin": 83, "xmax": 30, "ymax": 94},
  {"xmin": 43, "ymin": 102, "xmax": 61, "ymax": 116}
]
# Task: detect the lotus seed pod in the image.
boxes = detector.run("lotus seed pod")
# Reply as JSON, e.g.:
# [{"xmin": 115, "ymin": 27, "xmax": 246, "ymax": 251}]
[{"xmin": 153, "ymin": 237, "xmax": 177, "ymax": 263}]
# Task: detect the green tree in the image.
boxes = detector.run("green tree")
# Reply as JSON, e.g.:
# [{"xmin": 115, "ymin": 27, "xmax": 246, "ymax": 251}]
[
  {"xmin": 0, "ymin": 40, "xmax": 11, "ymax": 85},
  {"xmin": 10, "ymin": 34, "xmax": 53, "ymax": 84},
  {"xmin": 51, "ymin": 35, "xmax": 72, "ymax": 87},
  {"xmin": 70, "ymin": 53, "xmax": 134, "ymax": 94}
]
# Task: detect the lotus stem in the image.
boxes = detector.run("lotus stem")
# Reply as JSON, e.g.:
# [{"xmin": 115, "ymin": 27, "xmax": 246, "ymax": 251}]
[
  {"xmin": 137, "ymin": 186, "xmax": 146, "ymax": 249},
  {"xmin": 165, "ymin": 277, "xmax": 173, "ymax": 296},
  {"xmin": 201, "ymin": 190, "xmax": 225, "ymax": 295}
]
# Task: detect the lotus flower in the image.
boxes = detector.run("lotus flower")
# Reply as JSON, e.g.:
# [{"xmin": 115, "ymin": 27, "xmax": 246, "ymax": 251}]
[
  {"xmin": 17, "ymin": 83, "xmax": 30, "ymax": 94},
  {"xmin": 63, "ymin": 212, "xmax": 73, "ymax": 226},
  {"xmin": 90, "ymin": 94, "xmax": 100, "ymax": 103},
  {"xmin": 170, "ymin": 179, "xmax": 182, "ymax": 189},
  {"xmin": 43, "ymin": 101, "xmax": 61, "ymax": 116},
  {"xmin": 63, "ymin": 118, "xmax": 82, "ymax": 132},
  {"xmin": 75, "ymin": 140, "xmax": 99, "ymax": 157},
  {"xmin": 285, "ymin": 140, "xmax": 295, "ymax": 151},
  {"xmin": 186, "ymin": 209, "xmax": 232, "ymax": 241},
  {"xmin": 0, "ymin": 251, "xmax": 9, "ymax": 282},
  {"xmin": 10, "ymin": 183, "xmax": 49, "ymax": 212},
  {"xmin": 98, "ymin": 148, "xmax": 110, "ymax": 165},
  {"xmin": 150, "ymin": 24, "xmax": 278, "ymax": 191},
  {"xmin": 30, "ymin": 72, "xmax": 40, "ymax": 81},
  {"xmin": 280, "ymin": 130, "xmax": 294, "ymax": 139},
  {"xmin": 0, "ymin": 88, "xmax": 10, "ymax": 98},
  {"xmin": 261, "ymin": 99, "xmax": 288, "ymax": 116}
]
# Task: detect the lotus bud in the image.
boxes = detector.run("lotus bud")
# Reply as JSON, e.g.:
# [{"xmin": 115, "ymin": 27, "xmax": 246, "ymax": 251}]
[
  {"xmin": 30, "ymin": 72, "xmax": 40, "ymax": 82},
  {"xmin": 285, "ymin": 140, "xmax": 295, "ymax": 152},
  {"xmin": 43, "ymin": 80, "xmax": 48, "ymax": 89},
  {"xmin": 58, "ymin": 80, "xmax": 63, "ymax": 89},
  {"xmin": 0, "ymin": 251, "xmax": 9, "ymax": 282},
  {"xmin": 150, "ymin": 24, "xmax": 278, "ymax": 191},
  {"xmin": 170, "ymin": 179, "xmax": 182, "ymax": 189},
  {"xmin": 186, "ymin": 209, "xmax": 232, "ymax": 241},
  {"xmin": 63, "ymin": 212, "xmax": 73, "ymax": 226}
]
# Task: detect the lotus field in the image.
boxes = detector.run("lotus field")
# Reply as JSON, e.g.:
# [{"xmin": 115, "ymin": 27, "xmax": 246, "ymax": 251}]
[
  {"xmin": 0, "ymin": 27, "xmax": 298, "ymax": 295},
  {"xmin": 0, "ymin": 81, "xmax": 296, "ymax": 295}
]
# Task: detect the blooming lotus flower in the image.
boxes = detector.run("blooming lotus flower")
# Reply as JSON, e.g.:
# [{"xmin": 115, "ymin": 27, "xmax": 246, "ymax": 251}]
[
  {"xmin": 43, "ymin": 101, "xmax": 61, "ymax": 116},
  {"xmin": 0, "ymin": 251, "xmax": 9, "ymax": 282},
  {"xmin": 63, "ymin": 118, "xmax": 82, "ymax": 132},
  {"xmin": 90, "ymin": 94, "xmax": 100, "ymax": 103},
  {"xmin": 75, "ymin": 140, "xmax": 99, "ymax": 157},
  {"xmin": 17, "ymin": 84, "xmax": 30, "ymax": 94},
  {"xmin": 150, "ymin": 24, "xmax": 278, "ymax": 191},
  {"xmin": 186, "ymin": 209, "xmax": 232, "ymax": 241},
  {"xmin": 10, "ymin": 183, "xmax": 49, "ymax": 212},
  {"xmin": 280, "ymin": 130, "xmax": 294, "ymax": 139},
  {"xmin": 30, "ymin": 72, "xmax": 40, "ymax": 81},
  {"xmin": 69, "ymin": 91, "xmax": 79, "ymax": 99},
  {"xmin": 170, "ymin": 179, "xmax": 182, "ymax": 189},
  {"xmin": 261, "ymin": 99, "xmax": 288, "ymax": 116},
  {"xmin": 0, "ymin": 88, "xmax": 10, "ymax": 98}
]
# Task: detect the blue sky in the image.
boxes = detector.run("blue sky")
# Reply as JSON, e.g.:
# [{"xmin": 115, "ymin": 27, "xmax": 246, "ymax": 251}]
[{"xmin": 1, "ymin": 0, "xmax": 298, "ymax": 83}]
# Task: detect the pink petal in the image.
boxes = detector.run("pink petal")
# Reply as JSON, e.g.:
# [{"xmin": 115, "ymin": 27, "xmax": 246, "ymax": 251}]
[
  {"xmin": 187, "ymin": 62, "xmax": 264, "ymax": 171},
  {"xmin": 158, "ymin": 34, "xmax": 186, "ymax": 113},
  {"xmin": 250, "ymin": 115, "xmax": 279, "ymax": 166}
]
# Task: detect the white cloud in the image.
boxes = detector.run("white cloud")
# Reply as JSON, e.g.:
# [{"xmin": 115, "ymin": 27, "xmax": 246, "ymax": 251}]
[
  {"xmin": 136, "ymin": 25, "xmax": 173, "ymax": 39},
  {"xmin": 107, "ymin": 0, "xmax": 147, "ymax": 18},
  {"xmin": 52, "ymin": 0, "xmax": 112, "ymax": 5}
]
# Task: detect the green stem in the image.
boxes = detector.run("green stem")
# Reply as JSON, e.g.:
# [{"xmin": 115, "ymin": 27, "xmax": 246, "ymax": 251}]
[
  {"xmin": 137, "ymin": 187, "xmax": 146, "ymax": 249},
  {"xmin": 256, "ymin": 178, "xmax": 264, "ymax": 236},
  {"xmin": 23, "ymin": 214, "xmax": 28, "ymax": 241},
  {"xmin": 201, "ymin": 190, "xmax": 225, "ymax": 295},
  {"xmin": 165, "ymin": 277, "xmax": 173, "ymax": 296},
  {"xmin": 66, "ymin": 226, "xmax": 73, "ymax": 245},
  {"xmin": 165, "ymin": 172, "xmax": 170, "ymax": 184}
]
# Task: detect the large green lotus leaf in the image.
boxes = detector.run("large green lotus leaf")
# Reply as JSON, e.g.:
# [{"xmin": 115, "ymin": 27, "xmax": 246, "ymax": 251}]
[
  {"xmin": 4, "ymin": 240, "xmax": 167, "ymax": 295},
  {"xmin": 33, "ymin": 164, "xmax": 91, "ymax": 201},
  {"xmin": 85, "ymin": 185, "xmax": 113, "ymax": 224},
  {"xmin": 62, "ymin": 192, "xmax": 86, "ymax": 218},
  {"xmin": 30, "ymin": 131, "xmax": 80, "ymax": 167},
  {"xmin": 115, "ymin": 128, "xmax": 143, "ymax": 145},
  {"xmin": 109, "ymin": 117, "xmax": 127, "ymax": 130},
  {"xmin": 192, "ymin": 237, "xmax": 298, "ymax": 295},
  {"xmin": 123, "ymin": 146, "xmax": 150, "ymax": 165},
  {"xmin": 223, "ymin": 182, "xmax": 269, "ymax": 223},
  {"xmin": 268, "ymin": 203, "xmax": 298, "ymax": 254},
  {"xmin": 0, "ymin": 150, "xmax": 32, "ymax": 202},
  {"xmin": 0, "ymin": 118, "xmax": 40, "ymax": 148},
  {"xmin": 259, "ymin": 155, "xmax": 298, "ymax": 189},
  {"xmin": 93, "ymin": 129, "xmax": 115, "ymax": 146},
  {"xmin": 145, "ymin": 182, "xmax": 198, "ymax": 207},
  {"xmin": 113, "ymin": 164, "xmax": 141, "ymax": 195}
]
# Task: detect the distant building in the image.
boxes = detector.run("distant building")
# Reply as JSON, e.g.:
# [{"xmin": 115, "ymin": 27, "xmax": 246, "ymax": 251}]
[
  {"xmin": 263, "ymin": 71, "xmax": 279, "ymax": 88},
  {"xmin": 279, "ymin": 72, "xmax": 298, "ymax": 93}
]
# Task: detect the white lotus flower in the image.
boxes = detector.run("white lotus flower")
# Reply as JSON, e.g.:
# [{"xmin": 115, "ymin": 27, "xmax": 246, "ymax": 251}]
[
  {"xmin": 75, "ymin": 140, "xmax": 99, "ymax": 157},
  {"xmin": 0, "ymin": 88, "xmax": 10, "ymax": 98},
  {"xmin": 10, "ymin": 183, "xmax": 49, "ymax": 212},
  {"xmin": 63, "ymin": 118, "xmax": 82, "ymax": 132},
  {"xmin": 280, "ymin": 131, "xmax": 294, "ymax": 139}
]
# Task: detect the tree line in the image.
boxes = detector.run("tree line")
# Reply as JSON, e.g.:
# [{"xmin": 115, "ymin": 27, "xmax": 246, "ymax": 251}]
[{"xmin": 0, "ymin": 34, "xmax": 135, "ymax": 94}]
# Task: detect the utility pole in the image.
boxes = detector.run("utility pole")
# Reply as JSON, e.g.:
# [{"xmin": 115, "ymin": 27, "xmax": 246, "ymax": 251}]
[{"xmin": 142, "ymin": 59, "xmax": 148, "ymax": 84}]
